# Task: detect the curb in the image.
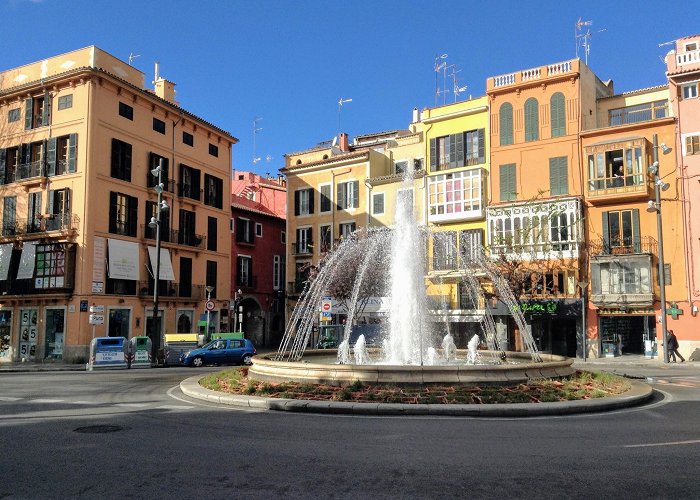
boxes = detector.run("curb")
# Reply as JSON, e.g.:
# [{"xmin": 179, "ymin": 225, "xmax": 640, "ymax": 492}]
[{"xmin": 180, "ymin": 375, "xmax": 655, "ymax": 417}]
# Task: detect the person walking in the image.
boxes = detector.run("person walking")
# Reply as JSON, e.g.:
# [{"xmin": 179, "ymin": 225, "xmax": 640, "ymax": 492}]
[{"xmin": 668, "ymin": 330, "xmax": 685, "ymax": 363}]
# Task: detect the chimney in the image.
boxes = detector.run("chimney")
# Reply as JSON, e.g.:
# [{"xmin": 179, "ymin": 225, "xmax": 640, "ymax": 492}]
[
  {"xmin": 412, "ymin": 107, "xmax": 419, "ymax": 123},
  {"xmin": 153, "ymin": 61, "xmax": 178, "ymax": 105},
  {"xmin": 339, "ymin": 132, "xmax": 349, "ymax": 152}
]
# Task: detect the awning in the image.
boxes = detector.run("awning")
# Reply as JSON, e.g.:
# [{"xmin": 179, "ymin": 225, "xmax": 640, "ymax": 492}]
[
  {"xmin": 147, "ymin": 246, "xmax": 175, "ymax": 281},
  {"xmin": 107, "ymin": 239, "xmax": 140, "ymax": 280},
  {"xmin": 0, "ymin": 244, "xmax": 13, "ymax": 281},
  {"xmin": 16, "ymin": 242, "xmax": 36, "ymax": 280}
]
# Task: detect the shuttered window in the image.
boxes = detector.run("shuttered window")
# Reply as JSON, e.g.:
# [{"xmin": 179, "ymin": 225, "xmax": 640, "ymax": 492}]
[
  {"xmin": 549, "ymin": 156, "xmax": 569, "ymax": 196},
  {"xmin": 524, "ymin": 98, "xmax": 539, "ymax": 142},
  {"xmin": 294, "ymin": 188, "xmax": 314, "ymax": 215},
  {"xmin": 499, "ymin": 103, "xmax": 514, "ymax": 146},
  {"xmin": 499, "ymin": 163, "xmax": 517, "ymax": 201},
  {"xmin": 111, "ymin": 138, "xmax": 132, "ymax": 181},
  {"xmin": 550, "ymin": 92, "xmax": 566, "ymax": 137}
]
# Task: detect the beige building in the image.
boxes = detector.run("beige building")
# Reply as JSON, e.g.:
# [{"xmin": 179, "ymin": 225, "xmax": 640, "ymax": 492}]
[{"xmin": 0, "ymin": 47, "xmax": 236, "ymax": 363}]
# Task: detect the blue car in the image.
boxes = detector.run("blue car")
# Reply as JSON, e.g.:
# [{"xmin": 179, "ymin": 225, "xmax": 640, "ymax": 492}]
[{"xmin": 180, "ymin": 338, "xmax": 257, "ymax": 367}]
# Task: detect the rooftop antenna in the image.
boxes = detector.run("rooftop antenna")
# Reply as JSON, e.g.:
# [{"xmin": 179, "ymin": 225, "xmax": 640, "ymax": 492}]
[
  {"xmin": 265, "ymin": 155, "xmax": 274, "ymax": 163},
  {"xmin": 128, "ymin": 52, "xmax": 141, "ymax": 66},
  {"xmin": 338, "ymin": 98, "xmax": 352, "ymax": 133},
  {"xmin": 575, "ymin": 18, "xmax": 605, "ymax": 65},
  {"xmin": 449, "ymin": 65, "xmax": 468, "ymax": 102},
  {"xmin": 434, "ymin": 53, "xmax": 448, "ymax": 106},
  {"xmin": 252, "ymin": 117, "xmax": 262, "ymax": 164}
]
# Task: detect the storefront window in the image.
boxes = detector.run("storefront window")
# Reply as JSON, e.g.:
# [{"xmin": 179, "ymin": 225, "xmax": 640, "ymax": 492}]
[
  {"xmin": 108, "ymin": 309, "xmax": 131, "ymax": 337},
  {"xmin": 0, "ymin": 310, "xmax": 12, "ymax": 360},
  {"xmin": 18, "ymin": 308, "xmax": 38, "ymax": 360},
  {"xmin": 45, "ymin": 308, "xmax": 65, "ymax": 359}
]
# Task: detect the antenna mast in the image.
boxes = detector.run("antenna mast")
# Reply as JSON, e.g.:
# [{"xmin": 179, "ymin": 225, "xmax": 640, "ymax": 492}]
[
  {"xmin": 252, "ymin": 117, "xmax": 262, "ymax": 164},
  {"xmin": 338, "ymin": 98, "xmax": 352, "ymax": 133},
  {"xmin": 434, "ymin": 54, "xmax": 448, "ymax": 106},
  {"xmin": 128, "ymin": 52, "xmax": 141, "ymax": 66},
  {"xmin": 575, "ymin": 18, "xmax": 605, "ymax": 65}
]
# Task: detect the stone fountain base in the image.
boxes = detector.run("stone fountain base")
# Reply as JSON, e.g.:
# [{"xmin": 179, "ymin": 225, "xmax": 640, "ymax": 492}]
[{"xmin": 248, "ymin": 349, "xmax": 575, "ymax": 387}]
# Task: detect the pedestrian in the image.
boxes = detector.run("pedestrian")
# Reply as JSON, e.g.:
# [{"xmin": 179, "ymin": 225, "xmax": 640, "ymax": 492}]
[{"xmin": 667, "ymin": 330, "xmax": 685, "ymax": 363}]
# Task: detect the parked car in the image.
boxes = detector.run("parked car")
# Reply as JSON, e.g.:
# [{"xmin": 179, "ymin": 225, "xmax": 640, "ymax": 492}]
[{"xmin": 180, "ymin": 338, "xmax": 257, "ymax": 367}]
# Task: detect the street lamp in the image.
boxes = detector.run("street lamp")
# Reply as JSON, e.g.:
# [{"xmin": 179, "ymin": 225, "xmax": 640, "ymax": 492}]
[
  {"xmin": 645, "ymin": 134, "xmax": 671, "ymax": 363},
  {"xmin": 577, "ymin": 280, "xmax": 587, "ymax": 362},
  {"xmin": 205, "ymin": 286, "xmax": 215, "ymax": 339},
  {"xmin": 233, "ymin": 288, "xmax": 242, "ymax": 333},
  {"xmin": 148, "ymin": 159, "xmax": 169, "ymax": 365}
]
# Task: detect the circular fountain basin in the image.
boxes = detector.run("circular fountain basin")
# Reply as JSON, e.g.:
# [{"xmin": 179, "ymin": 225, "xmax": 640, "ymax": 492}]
[{"xmin": 248, "ymin": 349, "xmax": 575, "ymax": 386}]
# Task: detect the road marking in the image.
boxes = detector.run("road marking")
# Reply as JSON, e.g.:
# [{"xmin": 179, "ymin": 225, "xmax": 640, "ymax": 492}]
[
  {"xmin": 29, "ymin": 398, "xmax": 64, "ymax": 403},
  {"xmin": 622, "ymin": 439, "xmax": 700, "ymax": 448},
  {"xmin": 157, "ymin": 404, "xmax": 194, "ymax": 410},
  {"xmin": 114, "ymin": 403, "xmax": 150, "ymax": 408},
  {"xmin": 0, "ymin": 397, "xmax": 21, "ymax": 401}
]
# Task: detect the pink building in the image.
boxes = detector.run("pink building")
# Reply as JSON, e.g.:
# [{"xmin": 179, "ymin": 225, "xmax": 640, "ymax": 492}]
[{"xmin": 231, "ymin": 172, "xmax": 286, "ymax": 347}]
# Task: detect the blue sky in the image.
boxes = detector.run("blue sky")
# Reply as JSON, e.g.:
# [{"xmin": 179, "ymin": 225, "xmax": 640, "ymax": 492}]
[{"xmin": 2, "ymin": 0, "xmax": 697, "ymax": 176}]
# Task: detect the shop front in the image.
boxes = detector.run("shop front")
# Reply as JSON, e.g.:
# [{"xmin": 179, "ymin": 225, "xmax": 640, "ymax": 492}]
[{"xmin": 596, "ymin": 307, "xmax": 656, "ymax": 357}]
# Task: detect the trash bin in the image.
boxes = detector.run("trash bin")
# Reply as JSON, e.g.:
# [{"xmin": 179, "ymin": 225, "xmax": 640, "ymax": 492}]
[
  {"xmin": 88, "ymin": 337, "xmax": 129, "ymax": 371},
  {"xmin": 129, "ymin": 336, "xmax": 152, "ymax": 368}
]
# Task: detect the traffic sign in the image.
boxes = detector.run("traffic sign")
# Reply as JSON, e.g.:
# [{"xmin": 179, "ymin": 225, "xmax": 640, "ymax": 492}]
[
  {"xmin": 89, "ymin": 305, "xmax": 105, "ymax": 313},
  {"xmin": 321, "ymin": 297, "xmax": 332, "ymax": 313},
  {"xmin": 205, "ymin": 300, "xmax": 215, "ymax": 311},
  {"xmin": 89, "ymin": 314, "xmax": 105, "ymax": 325}
]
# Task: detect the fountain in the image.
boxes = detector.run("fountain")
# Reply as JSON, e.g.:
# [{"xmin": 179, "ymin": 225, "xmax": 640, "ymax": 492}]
[{"xmin": 249, "ymin": 174, "xmax": 574, "ymax": 386}]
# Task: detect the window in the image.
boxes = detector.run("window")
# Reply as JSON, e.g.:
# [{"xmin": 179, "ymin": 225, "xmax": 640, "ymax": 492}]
[
  {"xmin": 608, "ymin": 101, "xmax": 668, "ymax": 126},
  {"xmin": 179, "ymin": 164, "xmax": 201, "ymax": 200},
  {"xmin": 499, "ymin": 163, "xmax": 517, "ymax": 201},
  {"xmin": 0, "ymin": 146, "xmax": 18, "ymax": 184},
  {"xmin": 295, "ymin": 227, "xmax": 312, "ymax": 254},
  {"xmin": 294, "ymin": 188, "xmax": 314, "ymax": 215},
  {"xmin": 682, "ymin": 83, "xmax": 698, "ymax": 100},
  {"xmin": 179, "ymin": 257, "xmax": 192, "ymax": 297},
  {"xmin": 236, "ymin": 218, "xmax": 254, "ymax": 244},
  {"xmin": 586, "ymin": 143, "xmax": 644, "ymax": 191},
  {"xmin": 550, "ymin": 213, "xmax": 570, "ymax": 251},
  {"xmin": 337, "ymin": 181, "xmax": 359, "ymax": 210},
  {"xmin": 339, "ymin": 222, "xmax": 356, "ymax": 239},
  {"xmin": 320, "ymin": 225, "xmax": 332, "ymax": 253},
  {"xmin": 428, "ymin": 170, "xmax": 482, "ymax": 221},
  {"xmin": 685, "ymin": 135, "xmax": 700, "ymax": 155},
  {"xmin": 207, "ymin": 216, "xmax": 217, "ymax": 251},
  {"xmin": 603, "ymin": 209, "xmax": 640, "ymax": 253},
  {"xmin": 596, "ymin": 259, "xmax": 651, "ymax": 295},
  {"xmin": 524, "ymin": 98, "xmax": 539, "ymax": 142},
  {"xmin": 320, "ymin": 184, "xmax": 331, "ymax": 212},
  {"xmin": 273, "ymin": 255, "xmax": 282, "ymax": 290},
  {"xmin": 550, "ymin": 92, "xmax": 566, "ymax": 137},
  {"xmin": 145, "ymin": 200, "xmax": 170, "ymax": 241},
  {"xmin": 45, "ymin": 134, "xmax": 77, "ymax": 176},
  {"xmin": 178, "ymin": 209, "xmax": 197, "ymax": 246},
  {"xmin": 549, "ymin": 156, "xmax": 568, "ymax": 196},
  {"xmin": 183, "ymin": 131, "xmax": 194, "ymax": 146},
  {"xmin": 35, "ymin": 243, "xmax": 72, "ymax": 289},
  {"xmin": 25, "ymin": 93, "xmax": 49, "ymax": 129},
  {"xmin": 46, "ymin": 188, "xmax": 71, "ymax": 231},
  {"xmin": 118, "ymin": 102, "xmax": 133, "ymax": 120},
  {"xmin": 57, "ymin": 95, "xmax": 73, "ymax": 110},
  {"xmin": 460, "ymin": 229, "xmax": 484, "ymax": 265},
  {"xmin": 433, "ymin": 231, "xmax": 457, "ymax": 271},
  {"xmin": 26, "ymin": 192, "xmax": 41, "ymax": 234},
  {"xmin": 8, "ymin": 108, "xmax": 20, "ymax": 123},
  {"xmin": 2, "ymin": 196, "xmax": 16, "ymax": 236},
  {"xmin": 209, "ymin": 143, "xmax": 218, "ymax": 157},
  {"xmin": 414, "ymin": 158, "xmax": 425, "ymax": 171},
  {"xmin": 147, "ymin": 153, "xmax": 169, "ymax": 189},
  {"xmin": 430, "ymin": 129, "xmax": 485, "ymax": 171},
  {"xmin": 153, "ymin": 117, "xmax": 166, "ymax": 134},
  {"xmin": 255, "ymin": 223, "xmax": 263, "ymax": 237},
  {"xmin": 372, "ymin": 192, "xmax": 385, "ymax": 215},
  {"xmin": 206, "ymin": 261, "xmax": 217, "ymax": 297},
  {"xmin": 111, "ymin": 138, "xmax": 132, "ymax": 181},
  {"xmin": 499, "ymin": 103, "xmax": 514, "ymax": 146},
  {"xmin": 109, "ymin": 192, "xmax": 138, "ymax": 237},
  {"xmin": 203, "ymin": 174, "xmax": 223, "ymax": 209},
  {"xmin": 281, "ymin": 231, "xmax": 286, "ymax": 244},
  {"xmin": 394, "ymin": 160, "xmax": 408, "ymax": 175}
]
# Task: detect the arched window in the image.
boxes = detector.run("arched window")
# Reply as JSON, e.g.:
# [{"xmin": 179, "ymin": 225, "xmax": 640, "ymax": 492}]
[
  {"xmin": 524, "ymin": 98, "xmax": 539, "ymax": 142},
  {"xmin": 499, "ymin": 103, "xmax": 513, "ymax": 146},
  {"xmin": 550, "ymin": 92, "xmax": 565, "ymax": 137}
]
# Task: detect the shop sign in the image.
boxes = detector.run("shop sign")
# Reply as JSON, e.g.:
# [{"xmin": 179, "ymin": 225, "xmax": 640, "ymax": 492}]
[
  {"xmin": 598, "ymin": 307, "xmax": 655, "ymax": 316},
  {"xmin": 511, "ymin": 301, "xmax": 558, "ymax": 314}
]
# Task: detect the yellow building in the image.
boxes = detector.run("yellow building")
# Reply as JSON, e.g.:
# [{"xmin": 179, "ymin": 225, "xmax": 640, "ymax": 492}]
[{"xmin": 0, "ymin": 47, "xmax": 236, "ymax": 363}]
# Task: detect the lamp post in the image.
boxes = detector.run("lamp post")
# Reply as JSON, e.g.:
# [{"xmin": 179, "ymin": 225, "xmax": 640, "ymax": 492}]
[
  {"xmin": 148, "ymin": 159, "xmax": 169, "ymax": 365},
  {"xmin": 577, "ymin": 281, "xmax": 587, "ymax": 362},
  {"xmin": 646, "ymin": 134, "xmax": 671, "ymax": 363},
  {"xmin": 205, "ymin": 286, "xmax": 214, "ymax": 339}
]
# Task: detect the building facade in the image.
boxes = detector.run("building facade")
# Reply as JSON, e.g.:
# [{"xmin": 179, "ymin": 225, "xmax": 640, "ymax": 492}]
[{"xmin": 0, "ymin": 47, "xmax": 236, "ymax": 363}]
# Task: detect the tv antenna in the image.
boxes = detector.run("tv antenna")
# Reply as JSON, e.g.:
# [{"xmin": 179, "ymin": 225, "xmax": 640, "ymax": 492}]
[
  {"xmin": 338, "ymin": 98, "xmax": 352, "ymax": 132},
  {"xmin": 434, "ymin": 53, "xmax": 448, "ymax": 106},
  {"xmin": 128, "ymin": 52, "xmax": 140, "ymax": 66},
  {"xmin": 575, "ymin": 18, "xmax": 606, "ymax": 65},
  {"xmin": 252, "ymin": 117, "xmax": 262, "ymax": 164},
  {"xmin": 449, "ymin": 65, "xmax": 468, "ymax": 102}
]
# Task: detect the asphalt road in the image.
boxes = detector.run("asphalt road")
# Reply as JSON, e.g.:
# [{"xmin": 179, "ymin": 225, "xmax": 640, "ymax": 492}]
[{"xmin": 1, "ymin": 366, "xmax": 699, "ymax": 499}]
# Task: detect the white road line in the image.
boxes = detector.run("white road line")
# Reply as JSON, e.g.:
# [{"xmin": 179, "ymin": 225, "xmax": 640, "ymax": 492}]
[
  {"xmin": 157, "ymin": 404, "xmax": 194, "ymax": 410},
  {"xmin": 622, "ymin": 439, "xmax": 700, "ymax": 448},
  {"xmin": 0, "ymin": 397, "xmax": 22, "ymax": 401},
  {"xmin": 114, "ymin": 403, "xmax": 150, "ymax": 407},
  {"xmin": 29, "ymin": 399, "xmax": 64, "ymax": 403}
]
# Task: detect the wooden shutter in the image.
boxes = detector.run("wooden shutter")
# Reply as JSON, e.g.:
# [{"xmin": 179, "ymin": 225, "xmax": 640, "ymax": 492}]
[
  {"xmin": 24, "ymin": 98, "xmax": 33, "ymax": 130},
  {"xmin": 42, "ymin": 91, "xmax": 51, "ymax": 127},
  {"xmin": 500, "ymin": 164, "xmax": 516, "ymax": 201},
  {"xmin": 550, "ymin": 93, "xmax": 565, "ymax": 137},
  {"xmin": 208, "ymin": 216, "xmax": 217, "ymax": 252},
  {"xmin": 601, "ymin": 212, "xmax": 610, "ymax": 254},
  {"xmin": 111, "ymin": 139, "xmax": 119, "ymax": 177},
  {"xmin": 448, "ymin": 134, "xmax": 457, "ymax": 168},
  {"xmin": 294, "ymin": 190, "xmax": 300, "ymax": 216},
  {"xmin": 525, "ymin": 98, "xmax": 539, "ymax": 141},
  {"xmin": 192, "ymin": 168, "xmax": 201, "ymax": 200},
  {"xmin": 429, "ymin": 138, "xmax": 436, "ymax": 171},
  {"xmin": 337, "ymin": 183, "xmax": 346, "ymax": 210},
  {"xmin": 46, "ymin": 137, "xmax": 57, "ymax": 177},
  {"xmin": 455, "ymin": 132, "xmax": 464, "ymax": 167},
  {"xmin": 128, "ymin": 196, "xmax": 138, "ymax": 237},
  {"xmin": 68, "ymin": 134, "xmax": 77, "ymax": 173},
  {"xmin": 109, "ymin": 192, "xmax": 117, "ymax": 233},
  {"xmin": 500, "ymin": 103, "xmax": 513, "ymax": 146},
  {"xmin": 352, "ymin": 181, "xmax": 359, "ymax": 208},
  {"xmin": 125, "ymin": 142, "xmax": 132, "ymax": 181},
  {"xmin": 308, "ymin": 188, "xmax": 314, "ymax": 214},
  {"xmin": 48, "ymin": 190, "xmax": 55, "ymax": 216},
  {"xmin": 0, "ymin": 149, "xmax": 5, "ymax": 185},
  {"xmin": 632, "ymin": 209, "xmax": 640, "ymax": 253},
  {"xmin": 477, "ymin": 128, "xmax": 485, "ymax": 163}
]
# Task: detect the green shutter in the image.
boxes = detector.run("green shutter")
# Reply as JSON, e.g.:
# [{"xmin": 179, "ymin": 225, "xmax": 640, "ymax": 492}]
[
  {"xmin": 525, "ymin": 98, "xmax": 539, "ymax": 142},
  {"xmin": 0, "ymin": 149, "xmax": 5, "ymax": 185},
  {"xmin": 550, "ymin": 93, "xmax": 565, "ymax": 137},
  {"xmin": 499, "ymin": 103, "xmax": 513, "ymax": 146},
  {"xmin": 500, "ymin": 164, "xmax": 516, "ymax": 202},
  {"xmin": 477, "ymin": 128, "xmax": 485, "ymax": 163},
  {"xmin": 549, "ymin": 157, "xmax": 568, "ymax": 196},
  {"xmin": 448, "ymin": 134, "xmax": 457, "ymax": 168},
  {"xmin": 41, "ymin": 140, "xmax": 47, "ymax": 177},
  {"xmin": 42, "ymin": 91, "xmax": 51, "ymax": 127},
  {"xmin": 48, "ymin": 190, "xmax": 55, "ymax": 216},
  {"xmin": 46, "ymin": 137, "xmax": 57, "ymax": 177},
  {"xmin": 68, "ymin": 134, "xmax": 77, "ymax": 173},
  {"xmin": 429, "ymin": 138, "xmax": 436, "ymax": 171},
  {"xmin": 24, "ymin": 98, "xmax": 33, "ymax": 130},
  {"xmin": 632, "ymin": 208, "xmax": 640, "ymax": 253},
  {"xmin": 455, "ymin": 132, "xmax": 464, "ymax": 167},
  {"xmin": 602, "ymin": 212, "xmax": 610, "ymax": 254},
  {"xmin": 352, "ymin": 181, "xmax": 359, "ymax": 208}
]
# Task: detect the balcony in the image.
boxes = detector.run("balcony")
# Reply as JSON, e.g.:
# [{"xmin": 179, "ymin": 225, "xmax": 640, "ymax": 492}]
[
  {"xmin": 137, "ymin": 280, "xmax": 205, "ymax": 300},
  {"xmin": 677, "ymin": 49, "xmax": 700, "ymax": 66},
  {"xmin": 140, "ymin": 224, "xmax": 171, "ymax": 243},
  {"xmin": 291, "ymin": 242, "xmax": 313, "ymax": 257},
  {"xmin": 173, "ymin": 230, "xmax": 205, "ymax": 249},
  {"xmin": 589, "ymin": 236, "xmax": 657, "ymax": 257},
  {"xmin": 16, "ymin": 161, "xmax": 44, "ymax": 182},
  {"xmin": 178, "ymin": 183, "xmax": 201, "ymax": 201},
  {"xmin": 608, "ymin": 101, "xmax": 668, "ymax": 127},
  {"xmin": 490, "ymin": 60, "xmax": 574, "ymax": 89},
  {"xmin": 586, "ymin": 175, "xmax": 651, "ymax": 202},
  {"xmin": 147, "ymin": 177, "xmax": 176, "ymax": 193},
  {"xmin": 589, "ymin": 253, "xmax": 654, "ymax": 308},
  {"xmin": 235, "ymin": 276, "xmax": 258, "ymax": 291},
  {"xmin": 1, "ymin": 214, "xmax": 79, "ymax": 239}
]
